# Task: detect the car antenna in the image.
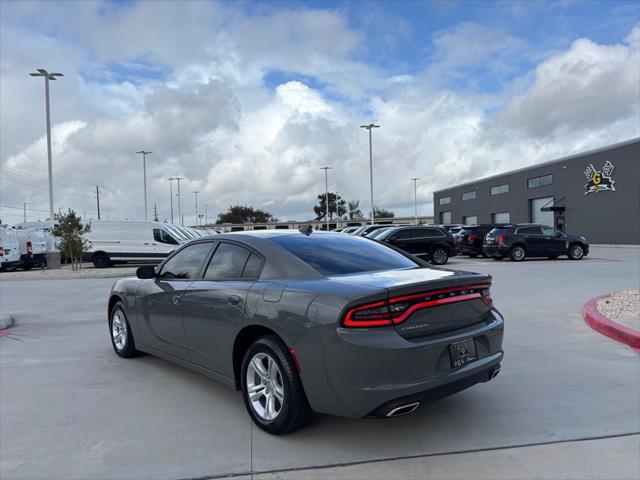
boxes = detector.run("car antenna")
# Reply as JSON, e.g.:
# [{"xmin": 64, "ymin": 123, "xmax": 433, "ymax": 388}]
[{"xmin": 298, "ymin": 225, "xmax": 313, "ymax": 236}]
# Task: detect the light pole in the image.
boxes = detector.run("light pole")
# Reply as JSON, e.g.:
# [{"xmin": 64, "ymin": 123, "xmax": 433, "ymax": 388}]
[
  {"xmin": 136, "ymin": 151, "xmax": 152, "ymax": 220},
  {"xmin": 204, "ymin": 203, "xmax": 208, "ymax": 225},
  {"xmin": 169, "ymin": 177, "xmax": 183, "ymax": 225},
  {"xmin": 168, "ymin": 178, "xmax": 175, "ymax": 224},
  {"xmin": 360, "ymin": 123, "xmax": 380, "ymax": 224},
  {"xmin": 23, "ymin": 202, "xmax": 30, "ymax": 229},
  {"xmin": 193, "ymin": 191, "xmax": 199, "ymax": 225},
  {"xmin": 410, "ymin": 177, "xmax": 419, "ymax": 225},
  {"xmin": 29, "ymin": 68, "xmax": 63, "ymax": 222},
  {"xmin": 320, "ymin": 166, "xmax": 332, "ymax": 231}
]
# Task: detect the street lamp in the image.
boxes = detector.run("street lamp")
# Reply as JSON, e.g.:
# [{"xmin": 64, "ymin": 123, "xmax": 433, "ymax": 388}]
[
  {"xmin": 136, "ymin": 151, "xmax": 152, "ymax": 220},
  {"xmin": 410, "ymin": 177, "xmax": 420, "ymax": 225},
  {"xmin": 23, "ymin": 202, "xmax": 30, "ymax": 229},
  {"xmin": 169, "ymin": 177, "xmax": 183, "ymax": 225},
  {"xmin": 29, "ymin": 68, "xmax": 63, "ymax": 222},
  {"xmin": 193, "ymin": 191, "xmax": 199, "ymax": 225},
  {"xmin": 320, "ymin": 166, "xmax": 332, "ymax": 231},
  {"xmin": 360, "ymin": 123, "xmax": 380, "ymax": 225},
  {"xmin": 168, "ymin": 178, "xmax": 175, "ymax": 224}
]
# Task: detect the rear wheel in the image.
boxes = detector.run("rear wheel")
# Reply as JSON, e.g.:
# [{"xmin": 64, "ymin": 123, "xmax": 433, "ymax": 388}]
[
  {"xmin": 109, "ymin": 302, "xmax": 139, "ymax": 358},
  {"xmin": 568, "ymin": 244, "xmax": 585, "ymax": 260},
  {"xmin": 510, "ymin": 246, "xmax": 526, "ymax": 262},
  {"xmin": 93, "ymin": 253, "xmax": 110, "ymax": 268},
  {"xmin": 430, "ymin": 247, "xmax": 449, "ymax": 265},
  {"xmin": 241, "ymin": 335, "xmax": 311, "ymax": 435}
]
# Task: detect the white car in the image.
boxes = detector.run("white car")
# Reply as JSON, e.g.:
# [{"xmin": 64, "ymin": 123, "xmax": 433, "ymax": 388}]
[
  {"xmin": 0, "ymin": 226, "xmax": 22, "ymax": 271},
  {"xmin": 85, "ymin": 220, "xmax": 187, "ymax": 268},
  {"xmin": 16, "ymin": 228, "xmax": 49, "ymax": 269}
]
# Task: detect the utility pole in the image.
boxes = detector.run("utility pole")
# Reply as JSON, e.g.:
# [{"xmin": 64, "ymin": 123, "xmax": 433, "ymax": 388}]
[
  {"xmin": 320, "ymin": 166, "xmax": 332, "ymax": 231},
  {"xmin": 193, "ymin": 191, "xmax": 199, "ymax": 225},
  {"xmin": 204, "ymin": 203, "xmax": 208, "ymax": 225},
  {"xmin": 154, "ymin": 203, "xmax": 158, "ymax": 222},
  {"xmin": 29, "ymin": 68, "xmax": 63, "ymax": 222},
  {"xmin": 23, "ymin": 202, "xmax": 29, "ymax": 229},
  {"xmin": 360, "ymin": 123, "xmax": 380, "ymax": 225},
  {"xmin": 169, "ymin": 177, "xmax": 184, "ymax": 225},
  {"xmin": 136, "ymin": 151, "xmax": 152, "ymax": 220},
  {"xmin": 96, "ymin": 185, "xmax": 101, "ymax": 219},
  {"xmin": 410, "ymin": 177, "xmax": 419, "ymax": 225}
]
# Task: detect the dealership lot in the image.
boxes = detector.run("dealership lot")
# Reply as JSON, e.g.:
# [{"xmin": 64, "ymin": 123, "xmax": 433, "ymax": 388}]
[{"xmin": 1, "ymin": 247, "xmax": 639, "ymax": 479}]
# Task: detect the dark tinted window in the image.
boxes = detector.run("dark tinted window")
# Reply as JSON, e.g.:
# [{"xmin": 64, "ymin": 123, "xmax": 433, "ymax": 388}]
[
  {"xmin": 517, "ymin": 226, "xmax": 543, "ymax": 235},
  {"xmin": 153, "ymin": 228, "xmax": 179, "ymax": 245},
  {"xmin": 392, "ymin": 229, "xmax": 413, "ymax": 240},
  {"xmin": 242, "ymin": 253, "xmax": 263, "ymax": 279},
  {"xmin": 159, "ymin": 242, "xmax": 212, "ymax": 279},
  {"xmin": 268, "ymin": 234, "xmax": 418, "ymax": 275},
  {"xmin": 204, "ymin": 243, "xmax": 252, "ymax": 280}
]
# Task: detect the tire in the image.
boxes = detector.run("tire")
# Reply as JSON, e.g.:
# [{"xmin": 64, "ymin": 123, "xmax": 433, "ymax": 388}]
[
  {"xmin": 568, "ymin": 244, "xmax": 585, "ymax": 260},
  {"xmin": 109, "ymin": 302, "xmax": 139, "ymax": 358},
  {"xmin": 241, "ymin": 335, "xmax": 311, "ymax": 435},
  {"xmin": 430, "ymin": 247, "xmax": 449, "ymax": 265},
  {"xmin": 509, "ymin": 245, "xmax": 526, "ymax": 262},
  {"xmin": 93, "ymin": 253, "xmax": 110, "ymax": 269}
]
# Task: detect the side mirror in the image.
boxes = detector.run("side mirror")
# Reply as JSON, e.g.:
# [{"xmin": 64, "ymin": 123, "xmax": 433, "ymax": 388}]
[{"xmin": 136, "ymin": 265, "xmax": 156, "ymax": 279}]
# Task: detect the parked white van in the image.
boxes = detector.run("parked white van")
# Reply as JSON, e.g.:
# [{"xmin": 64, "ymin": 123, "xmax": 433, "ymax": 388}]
[
  {"xmin": 0, "ymin": 226, "xmax": 22, "ymax": 271},
  {"xmin": 16, "ymin": 228, "xmax": 48, "ymax": 269},
  {"xmin": 84, "ymin": 220, "xmax": 186, "ymax": 268}
]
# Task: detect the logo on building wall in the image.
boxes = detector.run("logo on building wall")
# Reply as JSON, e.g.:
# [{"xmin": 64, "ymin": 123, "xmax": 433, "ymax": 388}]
[{"xmin": 584, "ymin": 161, "xmax": 616, "ymax": 195}]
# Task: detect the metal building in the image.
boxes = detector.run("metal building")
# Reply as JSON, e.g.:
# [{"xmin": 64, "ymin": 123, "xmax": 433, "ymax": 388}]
[{"xmin": 433, "ymin": 138, "xmax": 639, "ymax": 245}]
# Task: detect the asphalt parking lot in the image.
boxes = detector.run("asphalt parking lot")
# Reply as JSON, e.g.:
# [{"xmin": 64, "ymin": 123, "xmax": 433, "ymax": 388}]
[{"xmin": 1, "ymin": 247, "xmax": 639, "ymax": 479}]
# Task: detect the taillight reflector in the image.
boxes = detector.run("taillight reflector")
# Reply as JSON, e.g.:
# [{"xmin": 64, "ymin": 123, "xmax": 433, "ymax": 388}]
[{"xmin": 342, "ymin": 284, "xmax": 492, "ymax": 328}]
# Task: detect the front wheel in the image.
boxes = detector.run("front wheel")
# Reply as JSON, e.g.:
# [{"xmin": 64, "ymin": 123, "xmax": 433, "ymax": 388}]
[
  {"xmin": 430, "ymin": 247, "xmax": 449, "ymax": 265},
  {"xmin": 568, "ymin": 244, "xmax": 585, "ymax": 260},
  {"xmin": 93, "ymin": 253, "xmax": 110, "ymax": 268},
  {"xmin": 241, "ymin": 335, "xmax": 311, "ymax": 435},
  {"xmin": 109, "ymin": 302, "xmax": 139, "ymax": 358}
]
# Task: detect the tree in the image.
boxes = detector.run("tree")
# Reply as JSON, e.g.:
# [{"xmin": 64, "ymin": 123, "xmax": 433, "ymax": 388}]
[
  {"xmin": 216, "ymin": 205, "xmax": 277, "ymax": 224},
  {"xmin": 374, "ymin": 206, "xmax": 395, "ymax": 219},
  {"xmin": 347, "ymin": 200, "xmax": 363, "ymax": 220},
  {"xmin": 51, "ymin": 209, "xmax": 91, "ymax": 271},
  {"xmin": 313, "ymin": 192, "xmax": 347, "ymax": 221}
]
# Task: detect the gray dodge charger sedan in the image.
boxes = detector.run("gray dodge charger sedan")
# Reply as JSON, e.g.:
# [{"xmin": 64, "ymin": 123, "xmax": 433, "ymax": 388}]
[{"xmin": 108, "ymin": 229, "xmax": 504, "ymax": 434}]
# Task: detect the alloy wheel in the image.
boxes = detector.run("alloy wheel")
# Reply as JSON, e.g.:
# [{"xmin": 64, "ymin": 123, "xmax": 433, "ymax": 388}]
[
  {"xmin": 432, "ymin": 249, "xmax": 447, "ymax": 265},
  {"xmin": 571, "ymin": 245, "xmax": 584, "ymax": 259},
  {"xmin": 246, "ymin": 352, "xmax": 284, "ymax": 421},
  {"xmin": 111, "ymin": 310, "xmax": 128, "ymax": 351}
]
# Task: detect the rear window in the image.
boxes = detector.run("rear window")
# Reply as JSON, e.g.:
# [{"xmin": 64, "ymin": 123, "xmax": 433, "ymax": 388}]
[
  {"xmin": 268, "ymin": 234, "xmax": 418, "ymax": 275},
  {"xmin": 488, "ymin": 227, "xmax": 509, "ymax": 236}
]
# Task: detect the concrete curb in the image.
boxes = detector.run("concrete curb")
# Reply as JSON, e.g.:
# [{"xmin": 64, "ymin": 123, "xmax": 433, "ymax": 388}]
[
  {"xmin": 0, "ymin": 312, "xmax": 14, "ymax": 330},
  {"xmin": 584, "ymin": 293, "xmax": 640, "ymax": 351}
]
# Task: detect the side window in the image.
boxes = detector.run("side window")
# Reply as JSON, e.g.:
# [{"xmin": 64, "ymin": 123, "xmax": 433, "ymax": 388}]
[
  {"xmin": 242, "ymin": 253, "xmax": 264, "ymax": 279},
  {"xmin": 392, "ymin": 229, "xmax": 412, "ymax": 240},
  {"xmin": 518, "ymin": 227, "xmax": 543, "ymax": 235},
  {"xmin": 541, "ymin": 227, "xmax": 557, "ymax": 236},
  {"xmin": 153, "ymin": 229, "xmax": 179, "ymax": 245},
  {"xmin": 159, "ymin": 242, "xmax": 212, "ymax": 279},
  {"xmin": 204, "ymin": 243, "xmax": 252, "ymax": 281}
]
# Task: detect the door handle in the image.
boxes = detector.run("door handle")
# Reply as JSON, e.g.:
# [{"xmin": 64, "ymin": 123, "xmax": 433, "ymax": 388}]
[
  {"xmin": 227, "ymin": 295, "xmax": 241, "ymax": 305},
  {"xmin": 144, "ymin": 242, "xmax": 150, "ymax": 245},
  {"xmin": 173, "ymin": 295, "xmax": 182, "ymax": 305}
]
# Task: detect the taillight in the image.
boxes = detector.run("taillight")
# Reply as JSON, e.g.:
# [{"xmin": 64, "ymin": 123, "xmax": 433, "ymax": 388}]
[
  {"xmin": 468, "ymin": 235, "xmax": 478, "ymax": 243},
  {"xmin": 342, "ymin": 284, "xmax": 492, "ymax": 328},
  {"xmin": 27, "ymin": 241, "xmax": 33, "ymax": 255},
  {"xmin": 498, "ymin": 234, "xmax": 506, "ymax": 245},
  {"xmin": 0, "ymin": 247, "xmax": 4, "ymax": 257}
]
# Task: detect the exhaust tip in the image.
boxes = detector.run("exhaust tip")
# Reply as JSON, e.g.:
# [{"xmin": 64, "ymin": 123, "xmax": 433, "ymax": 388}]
[
  {"xmin": 489, "ymin": 365, "xmax": 501, "ymax": 380},
  {"xmin": 385, "ymin": 401, "xmax": 420, "ymax": 418}
]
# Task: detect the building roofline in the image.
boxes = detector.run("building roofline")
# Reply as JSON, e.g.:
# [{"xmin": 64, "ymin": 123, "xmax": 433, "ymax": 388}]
[{"xmin": 433, "ymin": 137, "xmax": 640, "ymax": 194}]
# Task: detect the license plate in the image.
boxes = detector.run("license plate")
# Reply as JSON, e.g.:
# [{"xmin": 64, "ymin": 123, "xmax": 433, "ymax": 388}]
[{"xmin": 450, "ymin": 338, "xmax": 477, "ymax": 368}]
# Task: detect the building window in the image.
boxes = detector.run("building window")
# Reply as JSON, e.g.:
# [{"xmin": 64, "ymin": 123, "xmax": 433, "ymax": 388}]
[
  {"xmin": 528, "ymin": 174, "xmax": 553, "ymax": 189},
  {"xmin": 491, "ymin": 184, "xmax": 509, "ymax": 195},
  {"xmin": 492, "ymin": 212, "xmax": 510, "ymax": 223},
  {"xmin": 462, "ymin": 191, "xmax": 476, "ymax": 200},
  {"xmin": 439, "ymin": 196, "xmax": 451, "ymax": 205},
  {"xmin": 463, "ymin": 216, "xmax": 477, "ymax": 225},
  {"xmin": 440, "ymin": 211, "xmax": 452, "ymax": 224}
]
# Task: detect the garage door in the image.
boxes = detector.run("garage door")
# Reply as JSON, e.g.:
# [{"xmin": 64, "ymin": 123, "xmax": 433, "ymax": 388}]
[{"xmin": 530, "ymin": 197, "xmax": 554, "ymax": 226}]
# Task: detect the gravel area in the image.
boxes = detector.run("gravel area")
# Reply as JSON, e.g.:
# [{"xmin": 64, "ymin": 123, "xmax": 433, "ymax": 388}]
[
  {"xmin": 597, "ymin": 289, "xmax": 640, "ymax": 332},
  {"xmin": 0, "ymin": 264, "xmax": 138, "ymax": 281}
]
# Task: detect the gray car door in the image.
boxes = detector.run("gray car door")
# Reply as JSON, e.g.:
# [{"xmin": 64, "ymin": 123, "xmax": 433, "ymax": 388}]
[
  {"xmin": 137, "ymin": 242, "xmax": 213, "ymax": 360},
  {"xmin": 182, "ymin": 241, "xmax": 264, "ymax": 377}
]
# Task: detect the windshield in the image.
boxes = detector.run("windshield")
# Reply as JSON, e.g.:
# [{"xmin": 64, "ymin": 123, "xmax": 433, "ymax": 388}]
[{"xmin": 268, "ymin": 233, "xmax": 418, "ymax": 275}]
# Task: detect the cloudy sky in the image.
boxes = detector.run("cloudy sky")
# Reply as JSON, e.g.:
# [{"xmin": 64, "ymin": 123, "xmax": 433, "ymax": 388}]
[{"xmin": 1, "ymin": 0, "xmax": 639, "ymax": 225}]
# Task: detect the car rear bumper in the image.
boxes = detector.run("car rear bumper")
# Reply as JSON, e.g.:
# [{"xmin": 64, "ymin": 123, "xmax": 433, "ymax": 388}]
[
  {"xmin": 483, "ymin": 245, "xmax": 509, "ymax": 257},
  {"xmin": 316, "ymin": 309, "xmax": 504, "ymax": 418},
  {"xmin": 459, "ymin": 245, "xmax": 483, "ymax": 256}
]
